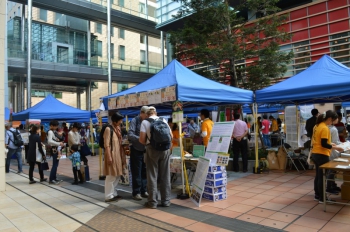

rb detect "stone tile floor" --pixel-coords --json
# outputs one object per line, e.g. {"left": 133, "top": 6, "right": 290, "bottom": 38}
{"left": 4, "top": 155, "right": 350, "bottom": 231}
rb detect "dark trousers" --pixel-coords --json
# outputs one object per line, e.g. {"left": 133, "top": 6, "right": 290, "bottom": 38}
{"left": 29, "top": 161, "right": 44, "bottom": 181}
{"left": 130, "top": 146, "right": 147, "bottom": 196}
{"left": 312, "top": 153, "right": 329, "bottom": 201}
{"left": 49, "top": 153, "right": 60, "bottom": 181}
{"left": 6, "top": 148, "right": 22, "bottom": 173}
{"left": 72, "top": 167, "right": 83, "bottom": 183}
{"left": 78, "top": 150, "right": 88, "bottom": 165}
{"left": 24, "top": 145, "right": 29, "bottom": 162}
{"left": 232, "top": 138, "right": 248, "bottom": 172}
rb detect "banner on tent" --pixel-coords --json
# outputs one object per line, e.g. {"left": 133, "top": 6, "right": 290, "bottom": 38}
{"left": 115, "top": 85, "right": 176, "bottom": 109}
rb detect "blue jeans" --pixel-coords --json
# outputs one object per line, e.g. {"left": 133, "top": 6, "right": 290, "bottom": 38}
{"left": 130, "top": 146, "right": 147, "bottom": 196}
{"left": 6, "top": 148, "right": 22, "bottom": 173}
{"left": 262, "top": 134, "right": 271, "bottom": 148}
{"left": 49, "top": 152, "right": 60, "bottom": 181}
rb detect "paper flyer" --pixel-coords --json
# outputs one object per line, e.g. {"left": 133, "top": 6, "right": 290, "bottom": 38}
{"left": 204, "top": 152, "right": 230, "bottom": 166}
{"left": 108, "top": 97, "right": 117, "bottom": 110}
{"left": 161, "top": 86, "right": 176, "bottom": 102}
{"left": 190, "top": 157, "right": 211, "bottom": 207}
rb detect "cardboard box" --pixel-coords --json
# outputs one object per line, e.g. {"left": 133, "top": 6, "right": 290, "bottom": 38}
{"left": 341, "top": 183, "right": 350, "bottom": 200}
{"left": 206, "top": 171, "right": 227, "bottom": 180}
{"left": 343, "top": 171, "right": 350, "bottom": 182}
{"left": 205, "top": 178, "right": 227, "bottom": 187}
{"left": 208, "top": 166, "right": 226, "bottom": 172}
{"left": 204, "top": 186, "right": 226, "bottom": 194}
{"left": 202, "top": 192, "right": 227, "bottom": 202}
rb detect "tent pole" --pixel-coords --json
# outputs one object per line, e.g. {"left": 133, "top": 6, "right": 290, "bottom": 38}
{"left": 179, "top": 121, "right": 185, "bottom": 195}
{"left": 253, "top": 103, "right": 259, "bottom": 173}
{"left": 90, "top": 118, "right": 94, "bottom": 156}
{"left": 125, "top": 115, "right": 129, "bottom": 131}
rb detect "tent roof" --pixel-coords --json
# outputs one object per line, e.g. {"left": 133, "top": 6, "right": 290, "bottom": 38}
{"left": 12, "top": 95, "right": 91, "bottom": 121}
{"left": 5, "top": 107, "right": 10, "bottom": 121}
{"left": 102, "top": 60, "right": 253, "bottom": 109}
{"left": 256, "top": 55, "right": 350, "bottom": 104}
{"left": 243, "top": 104, "right": 286, "bottom": 114}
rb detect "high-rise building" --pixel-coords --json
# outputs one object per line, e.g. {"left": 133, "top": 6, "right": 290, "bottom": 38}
{"left": 7, "top": 0, "right": 166, "bottom": 111}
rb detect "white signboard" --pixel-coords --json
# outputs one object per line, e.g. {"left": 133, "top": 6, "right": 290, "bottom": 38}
{"left": 190, "top": 157, "right": 211, "bottom": 207}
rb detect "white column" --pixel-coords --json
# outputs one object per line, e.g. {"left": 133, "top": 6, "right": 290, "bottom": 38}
{"left": 21, "top": 77, "right": 25, "bottom": 111}
{"left": 21, "top": 4, "right": 25, "bottom": 51}
{"left": 27, "top": 0, "right": 33, "bottom": 109}
{"left": 77, "top": 91, "right": 81, "bottom": 109}
{"left": 0, "top": 0, "right": 7, "bottom": 191}
{"left": 160, "top": 31, "right": 164, "bottom": 68}
{"left": 107, "top": 0, "right": 112, "bottom": 95}
{"left": 86, "top": 82, "right": 91, "bottom": 111}
{"left": 145, "top": 34, "right": 149, "bottom": 70}
{"left": 87, "top": 21, "right": 91, "bottom": 66}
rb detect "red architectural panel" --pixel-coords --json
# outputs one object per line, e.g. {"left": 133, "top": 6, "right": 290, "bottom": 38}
{"left": 311, "top": 36, "right": 329, "bottom": 44}
{"left": 327, "top": 0, "right": 348, "bottom": 10}
{"left": 292, "top": 30, "right": 309, "bottom": 42}
{"left": 329, "top": 20, "right": 350, "bottom": 33}
{"left": 312, "top": 48, "right": 330, "bottom": 57}
{"left": 311, "top": 42, "right": 329, "bottom": 50}
{"left": 291, "top": 19, "right": 308, "bottom": 31}
{"left": 290, "top": 8, "right": 307, "bottom": 20}
{"left": 278, "top": 23, "right": 290, "bottom": 33}
{"left": 312, "top": 55, "right": 324, "bottom": 61}
{"left": 309, "top": 14, "right": 327, "bottom": 27}
{"left": 328, "top": 8, "right": 349, "bottom": 21}
{"left": 310, "top": 25, "right": 328, "bottom": 38}
{"left": 308, "top": 2, "right": 327, "bottom": 15}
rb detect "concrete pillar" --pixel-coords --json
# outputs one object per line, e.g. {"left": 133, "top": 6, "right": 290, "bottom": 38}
{"left": 166, "top": 33, "right": 173, "bottom": 64}
{"left": 107, "top": 0, "right": 112, "bottom": 95}
{"left": 87, "top": 21, "right": 91, "bottom": 66}
{"left": 27, "top": 0, "right": 33, "bottom": 109}
{"left": 86, "top": 82, "right": 91, "bottom": 111}
{"left": 77, "top": 91, "right": 81, "bottom": 109}
{"left": 21, "top": 4, "right": 25, "bottom": 51}
{"left": 10, "top": 85, "right": 16, "bottom": 113}
{"left": 21, "top": 77, "right": 25, "bottom": 111}
{"left": 160, "top": 31, "right": 164, "bottom": 68}
{"left": 145, "top": 34, "right": 149, "bottom": 70}
{"left": 0, "top": 0, "right": 7, "bottom": 191}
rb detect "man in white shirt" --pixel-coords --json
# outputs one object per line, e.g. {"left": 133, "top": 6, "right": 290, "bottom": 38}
{"left": 5, "top": 123, "right": 23, "bottom": 173}
{"left": 47, "top": 120, "right": 65, "bottom": 184}
{"left": 139, "top": 106, "right": 173, "bottom": 209}
{"left": 232, "top": 113, "right": 249, "bottom": 172}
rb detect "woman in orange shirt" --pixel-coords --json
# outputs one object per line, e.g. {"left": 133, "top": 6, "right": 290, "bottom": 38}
{"left": 172, "top": 123, "right": 180, "bottom": 148}
{"left": 311, "top": 110, "right": 343, "bottom": 203}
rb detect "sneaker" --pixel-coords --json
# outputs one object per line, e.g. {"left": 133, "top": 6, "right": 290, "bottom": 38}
{"left": 141, "top": 192, "right": 149, "bottom": 198}
{"left": 29, "top": 180, "right": 36, "bottom": 184}
{"left": 105, "top": 198, "right": 117, "bottom": 203}
{"left": 55, "top": 179, "right": 62, "bottom": 182}
{"left": 314, "top": 196, "right": 319, "bottom": 201}
{"left": 319, "top": 198, "right": 335, "bottom": 204}
{"left": 144, "top": 202, "right": 157, "bottom": 209}
{"left": 79, "top": 180, "right": 84, "bottom": 184}
{"left": 72, "top": 182, "right": 78, "bottom": 185}
{"left": 17, "top": 171, "right": 22, "bottom": 174}
{"left": 133, "top": 194, "right": 142, "bottom": 201}
{"left": 49, "top": 180, "right": 60, "bottom": 185}
{"left": 160, "top": 203, "right": 171, "bottom": 207}
{"left": 326, "top": 189, "right": 339, "bottom": 195}
{"left": 334, "top": 186, "right": 341, "bottom": 192}
{"left": 40, "top": 178, "right": 47, "bottom": 182}
{"left": 113, "top": 195, "right": 123, "bottom": 200}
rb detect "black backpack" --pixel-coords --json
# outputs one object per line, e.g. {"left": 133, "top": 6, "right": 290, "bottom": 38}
{"left": 146, "top": 118, "right": 172, "bottom": 151}
{"left": 99, "top": 124, "right": 114, "bottom": 151}
{"left": 9, "top": 129, "right": 24, "bottom": 147}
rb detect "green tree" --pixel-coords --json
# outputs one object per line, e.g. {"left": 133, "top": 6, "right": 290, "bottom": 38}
{"left": 169, "top": 0, "right": 293, "bottom": 90}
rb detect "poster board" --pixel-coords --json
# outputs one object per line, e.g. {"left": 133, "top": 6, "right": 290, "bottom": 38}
{"left": 190, "top": 157, "right": 211, "bottom": 207}
{"left": 108, "top": 98, "right": 117, "bottom": 110}
{"left": 193, "top": 145, "right": 205, "bottom": 157}
{"left": 285, "top": 106, "right": 298, "bottom": 148}
{"left": 172, "top": 147, "right": 181, "bottom": 157}
{"left": 206, "top": 122, "right": 235, "bottom": 153}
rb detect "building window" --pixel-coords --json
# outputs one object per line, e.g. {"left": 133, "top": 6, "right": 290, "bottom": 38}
{"left": 119, "top": 29, "right": 125, "bottom": 39}
{"left": 119, "top": 45, "right": 125, "bottom": 60}
{"left": 140, "top": 50, "right": 146, "bottom": 65}
{"left": 139, "top": 3, "right": 146, "bottom": 14}
{"left": 117, "top": 83, "right": 128, "bottom": 92}
{"left": 97, "top": 40, "right": 102, "bottom": 56}
{"left": 96, "top": 23, "right": 102, "bottom": 34}
{"left": 118, "top": 0, "right": 124, "bottom": 7}
{"left": 111, "top": 27, "right": 114, "bottom": 37}
{"left": 330, "top": 32, "right": 350, "bottom": 65}
{"left": 39, "top": 9, "right": 47, "bottom": 21}
{"left": 140, "top": 35, "right": 145, "bottom": 44}
{"left": 111, "top": 43, "right": 114, "bottom": 59}
{"left": 293, "top": 41, "right": 311, "bottom": 71}
{"left": 17, "top": 7, "right": 20, "bottom": 16}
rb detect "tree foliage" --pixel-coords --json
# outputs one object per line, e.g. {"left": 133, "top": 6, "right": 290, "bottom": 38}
{"left": 169, "top": 0, "right": 293, "bottom": 90}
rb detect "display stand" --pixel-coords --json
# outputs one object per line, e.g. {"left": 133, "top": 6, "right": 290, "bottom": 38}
{"left": 202, "top": 165, "right": 227, "bottom": 202}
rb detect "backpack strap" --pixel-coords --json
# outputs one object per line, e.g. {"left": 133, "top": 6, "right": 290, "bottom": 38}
{"left": 145, "top": 118, "right": 155, "bottom": 142}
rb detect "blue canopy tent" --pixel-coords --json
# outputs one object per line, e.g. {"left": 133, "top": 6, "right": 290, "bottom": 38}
{"left": 256, "top": 55, "right": 350, "bottom": 104}
{"left": 242, "top": 104, "right": 287, "bottom": 114}
{"left": 12, "top": 95, "right": 91, "bottom": 121}
{"left": 5, "top": 107, "right": 10, "bottom": 121}
{"left": 102, "top": 59, "right": 253, "bottom": 110}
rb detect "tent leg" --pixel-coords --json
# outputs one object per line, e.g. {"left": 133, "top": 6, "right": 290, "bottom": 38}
{"left": 177, "top": 121, "right": 189, "bottom": 199}
{"left": 253, "top": 103, "right": 259, "bottom": 173}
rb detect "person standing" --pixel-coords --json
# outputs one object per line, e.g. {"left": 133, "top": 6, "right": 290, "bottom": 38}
{"left": 172, "top": 123, "right": 180, "bottom": 148}
{"left": 139, "top": 106, "right": 173, "bottom": 209}
{"left": 48, "top": 120, "right": 65, "bottom": 184}
{"left": 104, "top": 112, "right": 127, "bottom": 202}
{"left": 28, "top": 125, "right": 46, "bottom": 184}
{"left": 187, "top": 119, "right": 199, "bottom": 138}
{"left": 334, "top": 112, "right": 347, "bottom": 142}
{"left": 128, "top": 106, "right": 149, "bottom": 201}
{"left": 200, "top": 109, "right": 214, "bottom": 147}
{"left": 305, "top": 109, "right": 319, "bottom": 138}
{"left": 311, "top": 110, "right": 343, "bottom": 203}
{"left": 5, "top": 123, "right": 23, "bottom": 173}
{"left": 232, "top": 114, "right": 249, "bottom": 172}
{"left": 62, "top": 122, "right": 69, "bottom": 144}
{"left": 68, "top": 123, "right": 88, "bottom": 165}
{"left": 261, "top": 115, "right": 271, "bottom": 148}
{"left": 269, "top": 116, "right": 279, "bottom": 146}
{"left": 40, "top": 126, "right": 47, "bottom": 143}
{"left": 68, "top": 145, "right": 84, "bottom": 185}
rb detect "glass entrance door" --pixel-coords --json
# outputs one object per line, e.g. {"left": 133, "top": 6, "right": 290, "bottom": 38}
{"left": 57, "top": 46, "right": 69, "bottom": 64}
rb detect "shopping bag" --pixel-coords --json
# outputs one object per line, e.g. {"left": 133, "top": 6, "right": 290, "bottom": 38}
{"left": 80, "top": 143, "right": 91, "bottom": 156}
{"left": 41, "top": 160, "right": 49, "bottom": 171}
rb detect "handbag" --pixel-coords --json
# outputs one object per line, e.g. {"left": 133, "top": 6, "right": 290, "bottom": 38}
{"left": 40, "top": 160, "right": 49, "bottom": 170}
{"left": 80, "top": 143, "right": 91, "bottom": 156}
{"left": 36, "top": 143, "right": 47, "bottom": 162}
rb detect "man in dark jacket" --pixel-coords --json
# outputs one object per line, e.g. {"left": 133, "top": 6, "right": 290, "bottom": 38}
{"left": 305, "top": 108, "right": 319, "bottom": 138}
{"left": 128, "top": 106, "right": 149, "bottom": 200}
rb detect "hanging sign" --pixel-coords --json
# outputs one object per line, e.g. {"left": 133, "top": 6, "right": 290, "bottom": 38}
{"left": 108, "top": 97, "right": 117, "bottom": 110}
{"left": 172, "top": 101, "right": 184, "bottom": 123}
{"left": 161, "top": 86, "right": 176, "bottom": 102}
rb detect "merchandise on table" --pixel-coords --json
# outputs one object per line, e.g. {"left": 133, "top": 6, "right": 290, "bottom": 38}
{"left": 202, "top": 192, "right": 227, "bottom": 202}
{"left": 208, "top": 166, "right": 226, "bottom": 172}
{"left": 205, "top": 177, "right": 227, "bottom": 187}
{"left": 206, "top": 171, "right": 227, "bottom": 180}
{"left": 204, "top": 186, "right": 226, "bottom": 194}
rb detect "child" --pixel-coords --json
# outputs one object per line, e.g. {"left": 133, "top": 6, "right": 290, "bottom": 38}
{"left": 68, "top": 145, "right": 83, "bottom": 185}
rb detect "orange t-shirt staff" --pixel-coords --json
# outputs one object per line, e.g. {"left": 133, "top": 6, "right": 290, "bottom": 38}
{"left": 311, "top": 110, "right": 343, "bottom": 203}
{"left": 172, "top": 123, "right": 180, "bottom": 148}
{"left": 200, "top": 109, "right": 214, "bottom": 147}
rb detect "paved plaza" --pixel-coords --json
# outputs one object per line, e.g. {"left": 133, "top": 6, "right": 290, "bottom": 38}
{"left": 1, "top": 155, "right": 349, "bottom": 232}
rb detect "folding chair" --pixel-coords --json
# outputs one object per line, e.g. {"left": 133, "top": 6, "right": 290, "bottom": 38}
{"left": 283, "top": 143, "right": 306, "bottom": 173}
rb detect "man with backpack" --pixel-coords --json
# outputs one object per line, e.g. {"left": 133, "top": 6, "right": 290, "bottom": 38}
{"left": 128, "top": 106, "right": 149, "bottom": 201}
{"left": 5, "top": 123, "right": 24, "bottom": 173}
{"left": 139, "top": 106, "right": 173, "bottom": 209}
